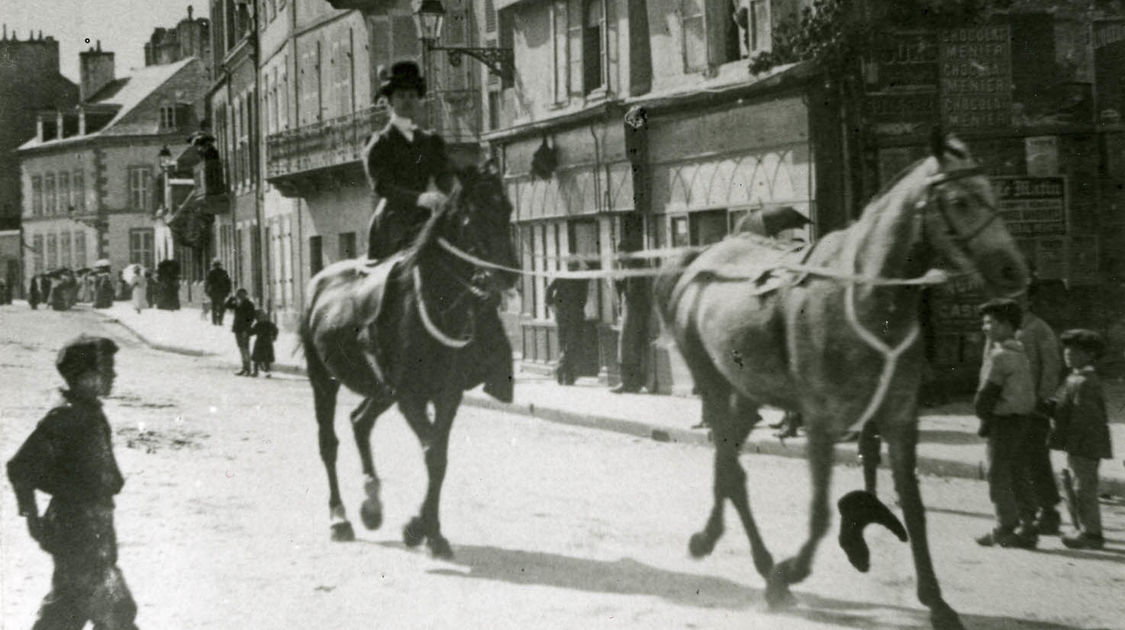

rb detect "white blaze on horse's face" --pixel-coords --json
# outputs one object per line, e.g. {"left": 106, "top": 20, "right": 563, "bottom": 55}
{"left": 923, "top": 138, "right": 1029, "bottom": 296}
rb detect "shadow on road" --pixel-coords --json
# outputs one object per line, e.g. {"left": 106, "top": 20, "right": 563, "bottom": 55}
{"left": 374, "top": 541, "right": 1087, "bottom": 629}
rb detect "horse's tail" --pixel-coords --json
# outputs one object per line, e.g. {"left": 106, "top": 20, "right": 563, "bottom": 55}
{"left": 295, "top": 274, "right": 324, "bottom": 363}
{"left": 653, "top": 249, "right": 701, "bottom": 325}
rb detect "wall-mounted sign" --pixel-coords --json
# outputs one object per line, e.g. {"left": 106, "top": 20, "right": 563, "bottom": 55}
{"left": 1025, "top": 136, "right": 1059, "bottom": 176}
{"left": 940, "top": 26, "right": 1012, "bottom": 129}
{"left": 864, "top": 32, "right": 940, "bottom": 133}
{"left": 992, "top": 176, "right": 1067, "bottom": 236}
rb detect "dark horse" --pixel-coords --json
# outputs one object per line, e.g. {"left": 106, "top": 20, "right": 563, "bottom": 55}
{"left": 300, "top": 163, "right": 518, "bottom": 556}
{"left": 655, "top": 134, "right": 1028, "bottom": 629}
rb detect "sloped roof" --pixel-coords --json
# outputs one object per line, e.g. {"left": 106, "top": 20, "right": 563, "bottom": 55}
{"left": 19, "top": 57, "right": 198, "bottom": 150}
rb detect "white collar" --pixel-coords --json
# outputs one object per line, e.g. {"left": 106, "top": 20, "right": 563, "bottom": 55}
{"left": 389, "top": 113, "right": 417, "bottom": 141}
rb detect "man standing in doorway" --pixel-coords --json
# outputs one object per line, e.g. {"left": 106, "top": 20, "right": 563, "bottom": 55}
{"left": 546, "top": 262, "right": 589, "bottom": 386}
{"left": 612, "top": 237, "right": 651, "bottom": 394}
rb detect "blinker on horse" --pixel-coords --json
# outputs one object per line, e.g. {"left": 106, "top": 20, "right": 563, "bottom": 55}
{"left": 656, "top": 132, "right": 1027, "bottom": 630}
{"left": 300, "top": 161, "right": 518, "bottom": 557}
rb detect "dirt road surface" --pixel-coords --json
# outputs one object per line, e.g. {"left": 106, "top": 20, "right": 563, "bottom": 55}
{"left": 2, "top": 305, "right": 1123, "bottom": 629}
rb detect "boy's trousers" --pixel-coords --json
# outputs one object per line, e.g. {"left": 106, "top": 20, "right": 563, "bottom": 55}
{"left": 1066, "top": 454, "right": 1102, "bottom": 535}
{"left": 986, "top": 415, "right": 1037, "bottom": 530}
{"left": 33, "top": 555, "right": 137, "bottom": 630}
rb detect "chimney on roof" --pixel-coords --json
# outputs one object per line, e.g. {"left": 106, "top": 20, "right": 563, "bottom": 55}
{"left": 79, "top": 42, "right": 114, "bottom": 102}
{"left": 188, "top": 5, "right": 193, "bottom": 20}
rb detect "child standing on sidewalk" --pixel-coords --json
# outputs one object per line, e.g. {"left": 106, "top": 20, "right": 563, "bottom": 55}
{"left": 974, "top": 299, "right": 1038, "bottom": 549}
{"left": 250, "top": 309, "right": 279, "bottom": 377}
{"left": 6, "top": 335, "right": 140, "bottom": 629}
{"left": 1049, "top": 329, "right": 1114, "bottom": 550}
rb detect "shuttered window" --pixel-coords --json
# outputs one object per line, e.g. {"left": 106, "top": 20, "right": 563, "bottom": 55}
{"left": 45, "top": 174, "right": 56, "bottom": 215}
{"left": 552, "top": 1, "right": 568, "bottom": 102}
{"left": 682, "top": 0, "right": 707, "bottom": 73}
{"left": 485, "top": 0, "right": 497, "bottom": 33}
{"left": 128, "top": 167, "right": 152, "bottom": 211}
{"left": 74, "top": 231, "right": 86, "bottom": 268}
{"left": 58, "top": 172, "right": 70, "bottom": 213}
{"left": 72, "top": 170, "right": 84, "bottom": 211}
{"left": 583, "top": 0, "right": 605, "bottom": 92}
{"left": 567, "top": 0, "right": 583, "bottom": 96}
{"left": 32, "top": 176, "right": 42, "bottom": 216}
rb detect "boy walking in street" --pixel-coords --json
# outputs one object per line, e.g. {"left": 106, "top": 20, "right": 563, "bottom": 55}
{"left": 224, "top": 289, "right": 257, "bottom": 376}
{"left": 250, "top": 309, "right": 279, "bottom": 378}
{"left": 975, "top": 299, "right": 1038, "bottom": 549}
{"left": 1050, "top": 329, "right": 1114, "bottom": 550}
{"left": 7, "top": 335, "right": 140, "bottom": 630}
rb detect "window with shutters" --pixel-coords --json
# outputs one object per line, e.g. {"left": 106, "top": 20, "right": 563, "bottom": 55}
{"left": 309, "top": 235, "right": 323, "bottom": 276}
{"left": 33, "top": 235, "right": 44, "bottom": 273}
{"left": 31, "top": 176, "right": 42, "bottom": 216}
{"left": 485, "top": 0, "right": 497, "bottom": 33}
{"left": 45, "top": 174, "right": 56, "bottom": 215}
{"left": 681, "top": 0, "right": 706, "bottom": 73}
{"left": 129, "top": 228, "right": 155, "bottom": 269}
{"left": 128, "top": 167, "right": 153, "bottom": 211}
{"left": 74, "top": 232, "right": 86, "bottom": 268}
{"left": 61, "top": 232, "right": 71, "bottom": 268}
{"left": 566, "top": 0, "right": 583, "bottom": 95}
{"left": 488, "top": 88, "right": 501, "bottom": 130}
{"left": 281, "top": 67, "right": 290, "bottom": 129}
{"left": 58, "top": 172, "right": 70, "bottom": 213}
{"left": 72, "top": 170, "right": 84, "bottom": 211}
{"left": 552, "top": 1, "right": 568, "bottom": 103}
{"left": 160, "top": 104, "right": 177, "bottom": 129}
{"left": 749, "top": 0, "right": 769, "bottom": 54}
{"left": 46, "top": 233, "right": 57, "bottom": 269}
{"left": 498, "top": 10, "right": 515, "bottom": 89}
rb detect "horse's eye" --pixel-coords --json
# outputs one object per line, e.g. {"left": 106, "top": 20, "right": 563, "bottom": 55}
{"left": 952, "top": 197, "right": 970, "bottom": 214}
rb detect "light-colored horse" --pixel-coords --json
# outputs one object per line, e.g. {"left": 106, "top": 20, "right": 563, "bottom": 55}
{"left": 655, "top": 134, "right": 1027, "bottom": 630}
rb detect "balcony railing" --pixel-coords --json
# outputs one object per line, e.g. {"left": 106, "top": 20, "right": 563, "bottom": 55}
{"left": 266, "top": 105, "right": 390, "bottom": 180}
{"left": 267, "top": 91, "right": 482, "bottom": 182}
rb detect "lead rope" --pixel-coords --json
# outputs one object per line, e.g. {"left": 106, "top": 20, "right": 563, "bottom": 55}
{"left": 413, "top": 266, "right": 473, "bottom": 349}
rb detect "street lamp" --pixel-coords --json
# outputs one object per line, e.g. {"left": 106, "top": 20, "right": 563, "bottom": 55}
{"left": 412, "top": 0, "right": 513, "bottom": 82}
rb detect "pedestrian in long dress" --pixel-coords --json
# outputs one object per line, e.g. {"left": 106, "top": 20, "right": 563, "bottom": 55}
{"left": 93, "top": 271, "right": 115, "bottom": 309}
{"left": 546, "top": 269, "right": 589, "bottom": 386}
{"left": 130, "top": 267, "right": 148, "bottom": 314}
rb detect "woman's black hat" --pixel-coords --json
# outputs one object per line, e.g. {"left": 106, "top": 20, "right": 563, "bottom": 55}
{"left": 1060, "top": 329, "right": 1106, "bottom": 358}
{"left": 379, "top": 61, "right": 426, "bottom": 98}
{"left": 57, "top": 334, "right": 118, "bottom": 381}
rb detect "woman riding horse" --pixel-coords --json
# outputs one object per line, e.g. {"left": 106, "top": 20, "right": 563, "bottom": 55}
{"left": 363, "top": 60, "right": 512, "bottom": 402}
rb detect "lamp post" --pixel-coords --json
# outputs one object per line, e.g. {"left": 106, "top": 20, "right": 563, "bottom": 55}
{"left": 412, "top": 0, "right": 514, "bottom": 117}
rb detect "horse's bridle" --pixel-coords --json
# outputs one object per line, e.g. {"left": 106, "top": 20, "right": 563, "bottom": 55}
{"left": 922, "top": 164, "right": 1000, "bottom": 257}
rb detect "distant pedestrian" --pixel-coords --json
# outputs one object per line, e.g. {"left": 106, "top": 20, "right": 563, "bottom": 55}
{"left": 250, "top": 310, "right": 279, "bottom": 378}
{"left": 6, "top": 335, "right": 140, "bottom": 630}
{"left": 974, "top": 299, "right": 1038, "bottom": 549}
{"left": 144, "top": 270, "right": 156, "bottom": 308}
{"left": 93, "top": 268, "right": 115, "bottom": 309}
{"left": 546, "top": 265, "right": 588, "bottom": 386}
{"left": 205, "top": 259, "right": 232, "bottom": 326}
{"left": 1048, "top": 329, "right": 1113, "bottom": 550}
{"left": 29, "top": 274, "right": 49, "bottom": 310}
{"left": 225, "top": 289, "right": 257, "bottom": 376}
{"left": 129, "top": 265, "right": 149, "bottom": 314}
{"left": 611, "top": 238, "right": 651, "bottom": 394}
{"left": 0, "top": 278, "right": 10, "bottom": 305}
{"left": 1015, "top": 289, "right": 1064, "bottom": 535}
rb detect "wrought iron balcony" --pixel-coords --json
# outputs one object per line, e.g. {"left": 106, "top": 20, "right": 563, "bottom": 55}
{"left": 266, "top": 105, "right": 391, "bottom": 184}
{"left": 266, "top": 93, "right": 481, "bottom": 192}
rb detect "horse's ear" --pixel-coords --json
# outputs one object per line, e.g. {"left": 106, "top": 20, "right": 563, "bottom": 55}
{"left": 929, "top": 125, "right": 946, "bottom": 161}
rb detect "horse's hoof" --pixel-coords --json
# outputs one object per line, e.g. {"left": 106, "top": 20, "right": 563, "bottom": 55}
{"left": 331, "top": 521, "right": 356, "bottom": 542}
{"left": 428, "top": 536, "right": 454, "bottom": 559}
{"left": 360, "top": 499, "right": 383, "bottom": 530}
{"left": 764, "top": 580, "right": 796, "bottom": 610}
{"left": 688, "top": 532, "right": 715, "bottom": 558}
{"left": 403, "top": 517, "right": 425, "bottom": 548}
{"left": 930, "top": 602, "right": 965, "bottom": 630}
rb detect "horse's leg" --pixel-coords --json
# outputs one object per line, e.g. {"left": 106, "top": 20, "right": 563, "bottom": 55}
{"left": 765, "top": 425, "right": 833, "bottom": 608}
{"left": 400, "top": 391, "right": 460, "bottom": 559}
{"left": 885, "top": 422, "right": 964, "bottom": 630}
{"left": 352, "top": 394, "right": 393, "bottom": 530}
{"left": 719, "top": 395, "right": 775, "bottom": 579}
{"left": 688, "top": 385, "right": 734, "bottom": 558}
{"left": 309, "top": 358, "right": 351, "bottom": 541}
{"left": 858, "top": 421, "right": 882, "bottom": 495}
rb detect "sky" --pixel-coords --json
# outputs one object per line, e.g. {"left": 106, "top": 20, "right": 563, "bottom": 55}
{"left": 2, "top": 0, "right": 202, "bottom": 83}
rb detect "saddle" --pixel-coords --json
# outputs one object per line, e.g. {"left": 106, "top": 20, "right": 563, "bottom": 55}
{"left": 695, "top": 233, "right": 813, "bottom": 297}
{"left": 350, "top": 253, "right": 408, "bottom": 388}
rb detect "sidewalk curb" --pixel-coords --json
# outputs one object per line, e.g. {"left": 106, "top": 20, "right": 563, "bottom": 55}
{"left": 98, "top": 310, "right": 1124, "bottom": 497}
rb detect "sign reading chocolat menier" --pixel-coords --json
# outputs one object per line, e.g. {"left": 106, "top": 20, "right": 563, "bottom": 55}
{"left": 940, "top": 26, "right": 1012, "bottom": 129}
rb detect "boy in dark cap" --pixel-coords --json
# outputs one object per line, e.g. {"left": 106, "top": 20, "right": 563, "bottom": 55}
{"left": 1049, "top": 329, "right": 1114, "bottom": 550}
{"left": 7, "top": 335, "right": 139, "bottom": 630}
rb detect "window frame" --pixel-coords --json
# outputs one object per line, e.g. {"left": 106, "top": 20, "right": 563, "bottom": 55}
{"left": 160, "top": 104, "right": 177, "bottom": 129}
{"left": 33, "top": 235, "right": 44, "bottom": 273}
{"left": 681, "top": 0, "right": 707, "bottom": 73}
{"left": 72, "top": 170, "right": 85, "bottom": 212}
{"left": 58, "top": 172, "right": 70, "bottom": 213}
{"left": 582, "top": 0, "right": 606, "bottom": 95}
{"left": 44, "top": 173, "right": 56, "bottom": 215}
{"left": 129, "top": 228, "right": 155, "bottom": 269}
{"left": 551, "top": 1, "right": 569, "bottom": 104}
{"left": 128, "top": 166, "right": 153, "bottom": 211}
{"left": 31, "top": 175, "right": 43, "bottom": 216}
{"left": 74, "top": 231, "right": 87, "bottom": 268}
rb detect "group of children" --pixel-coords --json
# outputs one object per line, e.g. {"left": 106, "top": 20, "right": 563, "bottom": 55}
{"left": 975, "top": 298, "right": 1113, "bottom": 550}
{"left": 224, "top": 288, "right": 279, "bottom": 378}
